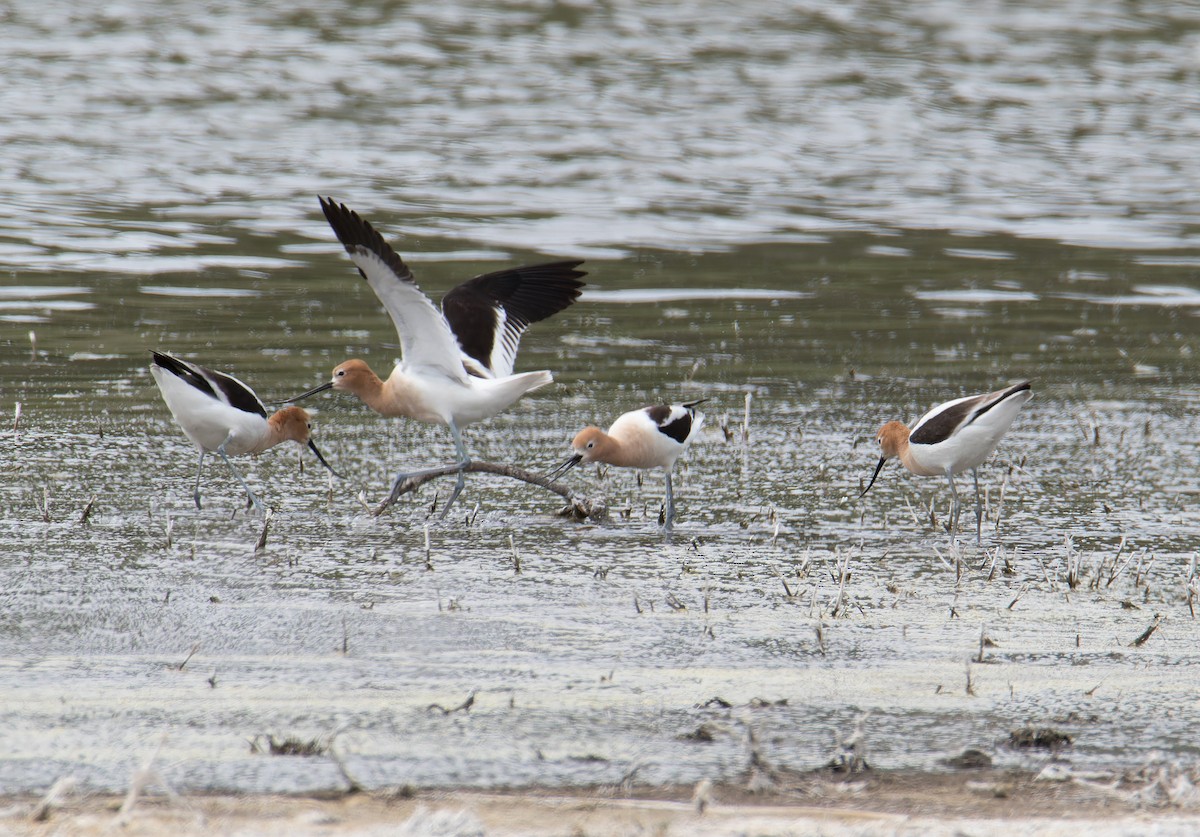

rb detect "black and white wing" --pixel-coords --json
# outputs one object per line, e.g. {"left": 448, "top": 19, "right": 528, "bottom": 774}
{"left": 150, "top": 350, "right": 267, "bottom": 417}
{"left": 645, "top": 398, "right": 707, "bottom": 445}
{"left": 909, "top": 381, "right": 1031, "bottom": 446}
{"left": 441, "top": 260, "right": 586, "bottom": 378}
{"left": 319, "top": 197, "right": 469, "bottom": 382}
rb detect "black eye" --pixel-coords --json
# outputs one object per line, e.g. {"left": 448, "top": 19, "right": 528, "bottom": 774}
{"left": 336, "top": 369, "right": 345, "bottom": 377}
{"left": 587, "top": 441, "right": 595, "bottom": 449}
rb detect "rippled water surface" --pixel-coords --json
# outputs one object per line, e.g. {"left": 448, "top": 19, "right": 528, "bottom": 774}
{"left": 1, "top": 0, "right": 1199, "bottom": 799}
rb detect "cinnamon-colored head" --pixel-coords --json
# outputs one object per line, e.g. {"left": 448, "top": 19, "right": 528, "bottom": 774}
{"left": 860, "top": 421, "right": 911, "bottom": 499}
{"left": 874, "top": 421, "right": 911, "bottom": 460}
{"left": 330, "top": 358, "right": 378, "bottom": 394}
{"left": 269, "top": 405, "right": 340, "bottom": 476}
{"left": 546, "top": 426, "right": 609, "bottom": 482}
{"left": 269, "top": 406, "right": 314, "bottom": 443}
{"left": 570, "top": 426, "right": 612, "bottom": 464}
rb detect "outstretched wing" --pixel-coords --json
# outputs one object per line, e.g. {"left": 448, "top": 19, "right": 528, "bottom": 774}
{"left": 441, "top": 260, "right": 585, "bottom": 378}
{"left": 319, "top": 197, "right": 468, "bottom": 382}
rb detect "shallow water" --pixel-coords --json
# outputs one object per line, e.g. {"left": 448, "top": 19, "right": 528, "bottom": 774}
{"left": 1, "top": 0, "right": 1199, "bottom": 799}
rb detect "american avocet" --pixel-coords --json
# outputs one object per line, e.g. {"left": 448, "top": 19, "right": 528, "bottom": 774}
{"left": 860, "top": 380, "right": 1032, "bottom": 542}
{"left": 150, "top": 351, "right": 338, "bottom": 513}
{"left": 548, "top": 399, "right": 706, "bottom": 533}
{"left": 289, "top": 197, "right": 586, "bottom": 517}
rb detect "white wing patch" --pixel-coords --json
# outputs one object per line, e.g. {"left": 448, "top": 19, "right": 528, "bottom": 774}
{"left": 488, "top": 308, "right": 524, "bottom": 379}
{"left": 345, "top": 243, "right": 469, "bottom": 383}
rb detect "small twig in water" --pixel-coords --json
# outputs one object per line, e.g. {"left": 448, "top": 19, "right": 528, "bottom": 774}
{"left": 902, "top": 495, "right": 923, "bottom": 526}
{"left": 975, "top": 626, "right": 990, "bottom": 663}
{"left": 829, "top": 550, "right": 852, "bottom": 617}
{"left": 827, "top": 712, "right": 871, "bottom": 773}
{"left": 327, "top": 730, "right": 365, "bottom": 794}
{"left": 427, "top": 691, "right": 475, "bottom": 715}
{"left": 254, "top": 509, "right": 273, "bottom": 553}
{"left": 117, "top": 734, "right": 183, "bottom": 825}
{"left": 251, "top": 734, "right": 327, "bottom": 756}
{"left": 1032, "top": 549, "right": 1055, "bottom": 590}
{"left": 1129, "top": 614, "right": 1163, "bottom": 647}
{"left": 1138, "top": 551, "right": 1158, "bottom": 589}
{"left": 1104, "top": 536, "right": 1131, "bottom": 587}
{"left": 1006, "top": 583, "right": 1028, "bottom": 611}
{"left": 746, "top": 724, "right": 780, "bottom": 791}
{"left": 356, "top": 490, "right": 372, "bottom": 514}
{"left": 742, "top": 392, "right": 752, "bottom": 444}
{"left": 28, "top": 776, "right": 77, "bottom": 822}
{"left": 1065, "top": 535, "right": 1083, "bottom": 589}
{"left": 994, "top": 468, "right": 1010, "bottom": 533}
{"left": 509, "top": 534, "right": 521, "bottom": 573}
{"left": 177, "top": 643, "right": 200, "bottom": 671}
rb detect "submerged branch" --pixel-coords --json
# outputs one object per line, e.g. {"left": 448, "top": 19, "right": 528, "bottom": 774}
{"left": 374, "top": 461, "right": 607, "bottom": 522}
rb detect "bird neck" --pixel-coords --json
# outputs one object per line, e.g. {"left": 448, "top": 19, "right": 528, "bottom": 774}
{"left": 252, "top": 414, "right": 292, "bottom": 454}
{"left": 258, "top": 407, "right": 307, "bottom": 452}
{"left": 591, "top": 433, "right": 644, "bottom": 469}
{"left": 342, "top": 366, "right": 387, "bottom": 412}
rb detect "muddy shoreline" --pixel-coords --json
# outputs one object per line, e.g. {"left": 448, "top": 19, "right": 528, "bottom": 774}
{"left": 6, "top": 767, "right": 1200, "bottom": 836}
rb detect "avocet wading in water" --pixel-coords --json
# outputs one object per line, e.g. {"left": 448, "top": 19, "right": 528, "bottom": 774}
{"left": 149, "top": 351, "right": 338, "bottom": 513}
{"left": 860, "top": 380, "right": 1032, "bottom": 542}
{"left": 549, "top": 399, "right": 706, "bottom": 534}
{"left": 289, "top": 197, "right": 586, "bottom": 518}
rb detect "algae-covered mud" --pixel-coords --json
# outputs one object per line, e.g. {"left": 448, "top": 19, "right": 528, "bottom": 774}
{"left": 0, "top": 0, "right": 1198, "bottom": 827}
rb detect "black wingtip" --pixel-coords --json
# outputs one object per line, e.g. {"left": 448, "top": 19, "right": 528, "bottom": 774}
{"left": 149, "top": 350, "right": 190, "bottom": 378}
{"left": 318, "top": 196, "right": 359, "bottom": 256}
{"left": 318, "top": 196, "right": 415, "bottom": 284}
{"left": 451, "top": 260, "right": 588, "bottom": 330}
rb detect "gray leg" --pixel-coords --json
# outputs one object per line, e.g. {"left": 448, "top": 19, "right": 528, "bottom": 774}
{"left": 944, "top": 470, "right": 960, "bottom": 538}
{"left": 663, "top": 471, "right": 676, "bottom": 534}
{"left": 377, "top": 422, "right": 473, "bottom": 518}
{"left": 216, "top": 437, "right": 264, "bottom": 514}
{"left": 437, "top": 420, "right": 471, "bottom": 520}
{"left": 972, "top": 467, "right": 983, "bottom": 544}
{"left": 192, "top": 450, "right": 206, "bottom": 509}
